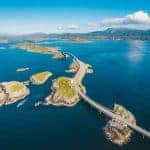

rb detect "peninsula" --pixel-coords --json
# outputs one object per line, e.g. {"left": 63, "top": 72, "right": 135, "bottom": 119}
{"left": 0, "top": 81, "right": 30, "bottom": 106}
{"left": 17, "top": 43, "right": 69, "bottom": 58}
{"left": 30, "top": 71, "right": 52, "bottom": 85}
{"left": 45, "top": 58, "right": 93, "bottom": 106}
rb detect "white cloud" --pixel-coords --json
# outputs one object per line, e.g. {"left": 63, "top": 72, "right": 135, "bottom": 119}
{"left": 56, "top": 25, "right": 81, "bottom": 33}
{"left": 67, "top": 25, "right": 79, "bottom": 30}
{"left": 56, "top": 25, "right": 80, "bottom": 33}
{"left": 127, "top": 11, "right": 150, "bottom": 24}
{"left": 101, "top": 11, "right": 150, "bottom": 27}
{"left": 57, "top": 26, "right": 64, "bottom": 30}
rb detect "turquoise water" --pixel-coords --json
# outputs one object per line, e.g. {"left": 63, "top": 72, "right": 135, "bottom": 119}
{"left": 0, "top": 40, "right": 150, "bottom": 149}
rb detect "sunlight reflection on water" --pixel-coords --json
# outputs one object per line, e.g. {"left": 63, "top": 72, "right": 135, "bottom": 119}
{"left": 127, "top": 41, "right": 146, "bottom": 63}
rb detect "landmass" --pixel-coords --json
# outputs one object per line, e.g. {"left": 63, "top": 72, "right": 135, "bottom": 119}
{"left": 0, "top": 81, "right": 30, "bottom": 106}
{"left": 45, "top": 77, "right": 81, "bottom": 106}
{"left": 45, "top": 58, "right": 93, "bottom": 106}
{"left": 65, "top": 60, "right": 80, "bottom": 73}
{"left": 17, "top": 43, "right": 69, "bottom": 58}
{"left": 30, "top": 71, "right": 52, "bottom": 85}
{"left": 1, "top": 28, "right": 150, "bottom": 41}
{"left": 64, "top": 38, "right": 91, "bottom": 43}
{"left": 66, "top": 59, "right": 93, "bottom": 74}
{"left": 0, "top": 38, "right": 8, "bottom": 43}
{"left": 104, "top": 104, "right": 136, "bottom": 145}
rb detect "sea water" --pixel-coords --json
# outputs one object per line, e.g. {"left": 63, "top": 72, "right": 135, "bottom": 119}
{"left": 0, "top": 40, "right": 149, "bottom": 149}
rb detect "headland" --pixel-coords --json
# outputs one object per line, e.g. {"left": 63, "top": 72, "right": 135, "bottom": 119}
{"left": 17, "top": 43, "right": 69, "bottom": 59}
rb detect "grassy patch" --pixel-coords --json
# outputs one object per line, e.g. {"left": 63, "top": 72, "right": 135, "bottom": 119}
{"left": 56, "top": 77, "right": 77, "bottom": 98}
{"left": 9, "top": 82, "right": 25, "bottom": 92}
{"left": 32, "top": 71, "right": 51, "bottom": 82}
{"left": 19, "top": 43, "right": 58, "bottom": 53}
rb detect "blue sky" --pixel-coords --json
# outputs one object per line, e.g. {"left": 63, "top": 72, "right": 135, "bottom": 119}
{"left": 0, "top": 0, "right": 150, "bottom": 34}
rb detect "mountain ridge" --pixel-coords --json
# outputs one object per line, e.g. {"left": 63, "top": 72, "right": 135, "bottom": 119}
{"left": 0, "top": 28, "right": 150, "bottom": 41}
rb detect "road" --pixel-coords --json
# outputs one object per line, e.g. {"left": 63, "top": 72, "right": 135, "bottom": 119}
{"left": 78, "top": 89, "right": 150, "bottom": 138}
{"left": 67, "top": 51, "right": 150, "bottom": 138}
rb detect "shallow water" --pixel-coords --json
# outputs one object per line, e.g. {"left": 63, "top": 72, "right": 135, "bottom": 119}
{"left": 0, "top": 40, "right": 150, "bottom": 149}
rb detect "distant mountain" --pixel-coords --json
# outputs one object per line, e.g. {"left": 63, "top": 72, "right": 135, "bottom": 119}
{"left": 1, "top": 28, "right": 150, "bottom": 41}
{"left": 90, "top": 28, "right": 150, "bottom": 40}
{"left": 58, "top": 28, "right": 150, "bottom": 40}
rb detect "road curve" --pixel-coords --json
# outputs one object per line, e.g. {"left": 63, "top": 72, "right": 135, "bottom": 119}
{"left": 66, "top": 51, "right": 150, "bottom": 138}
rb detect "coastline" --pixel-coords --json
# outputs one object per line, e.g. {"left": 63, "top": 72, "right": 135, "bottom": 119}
{"left": 0, "top": 81, "right": 30, "bottom": 106}
{"left": 45, "top": 57, "right": 93, "bottom": 107}
{"left": 17, "top": 43, "right": 69, "bottom": 59}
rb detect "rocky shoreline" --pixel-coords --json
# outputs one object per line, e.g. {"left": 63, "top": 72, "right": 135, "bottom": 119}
{"left": 45, "top": 58, "right": 92, "bottom": 107}
{"left": 0, "top": 81, "right": 30, "bottom": 106}
{"left": 30, "top": 71, "right": 52, "bottom": 85}
{"left": 104, "top": 104, "right": 136, "bottom": 145}
{"left": 18, "top": 43, "right": 69, "bottom": 59}
{"left": 45, "top": 77, "right": 86, "bottom": 107}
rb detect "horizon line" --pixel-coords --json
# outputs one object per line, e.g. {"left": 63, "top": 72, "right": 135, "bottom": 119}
{"left": 0, "top": 27, "right": 150, "bottom": 36}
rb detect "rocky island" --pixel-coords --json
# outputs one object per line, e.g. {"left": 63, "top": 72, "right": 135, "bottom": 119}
{"left": 0, "top": 81, "right": 30, "bottom": 106}
{"left": 45, "top": 58, "right": 93, "bottom": 106}
{"left": 45, "top": 77, "right": 82, "bottom": 106}
{"left": 30, "top": 71, "right": 52, "bottom": 85}
{"left": 104, "top": 104, "right": 136, "bottom": 145}
{"left": 18, "top": 43, "right": 69, "bottom": 58}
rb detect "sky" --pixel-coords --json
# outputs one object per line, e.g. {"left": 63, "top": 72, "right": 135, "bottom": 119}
{"left": 0, "top": 0, "right": 150, "bottom": 34}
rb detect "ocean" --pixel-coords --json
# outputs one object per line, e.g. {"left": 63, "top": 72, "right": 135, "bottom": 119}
{"left": 0, "top": 40, "right": 150, "bottom": 149}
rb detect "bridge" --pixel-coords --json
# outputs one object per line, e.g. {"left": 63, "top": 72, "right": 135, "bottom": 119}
{"left": 65, "top": 51, "right": 150, "bottom": 138}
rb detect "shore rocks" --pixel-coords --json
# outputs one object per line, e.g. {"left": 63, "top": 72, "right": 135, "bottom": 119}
{"left": 104, "top": 104, "right": 136, "bottom": 145}
{"left": 0, "top": 81, "right": 30, "bottom": 106}
{"left": 45, "top": 77, "right": 85, "bottom": 107}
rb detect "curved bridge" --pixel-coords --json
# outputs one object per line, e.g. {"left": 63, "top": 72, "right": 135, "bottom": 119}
{"left": 66, "top": 51, "right": 150, "bottom": 138}
{"left": 77, "top": 89, "right": 150, "bottom": 138}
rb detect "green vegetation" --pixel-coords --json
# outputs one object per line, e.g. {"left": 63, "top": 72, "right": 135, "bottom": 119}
{"left": 0, "top": 81, "right": 30, "bottom": 106}
{"left": 104, "top": 104, "right": 136, "bottom": 145}
{"left": 18, "top": 43, "right": 68, "bottom": 58}
{"left": 114, "top": 105, "right": 126, "bottom": 117}
{"left": 31, "top": 71, "right": 52, "bottom": 85}
{"left": 8, "top": 82, "right": 25, "bottom": 92}
{"left": 56, "top": 77, "right": 77, "bottom": 98}
{"left": 19, "top": 43, "right": 58, "bottom": 54}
